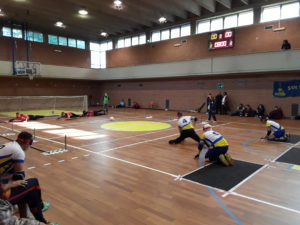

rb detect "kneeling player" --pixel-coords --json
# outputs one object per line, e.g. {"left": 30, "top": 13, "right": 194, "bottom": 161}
{"left": 261, "top": 117, "right": 288, "bottom": 142}
{"left": 195, "top": 124, "right": 234, "bottom": 166}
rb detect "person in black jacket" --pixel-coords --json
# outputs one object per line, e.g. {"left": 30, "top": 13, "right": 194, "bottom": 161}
{"left": 281, "top": 40, "right": 291, "bottom": 50}
{"left": 208, "top": 97, "right": 217, "bottom": 122}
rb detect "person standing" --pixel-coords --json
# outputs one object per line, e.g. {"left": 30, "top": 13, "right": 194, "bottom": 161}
{"left": 208, "top": 97, "right": 217, "bottom": 122}
{"left": 215, "top": 92, "right": 223, "bottom": 114}
{"left": 103, "top": 93, "right": 109, "bottom": 113}
{"left": 206, "top": 93, "right": 212, "bottom": 113}
{"left": 221, "top": 92, "right": 228, "bottom": 115}
{"left": 168, "top": 112, "right": 200, "bottom": 144}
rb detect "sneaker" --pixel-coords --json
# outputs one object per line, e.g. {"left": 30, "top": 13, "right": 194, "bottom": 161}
{"left": 218, "top": 154, "right": 229, "bottom": 166}
{"left": 168, "top": 140, "right": 176, "bottom": 144}
{"left": 42, "top": 202, "right": 51, "bottom": 212}
{"left": 225, "top": 153, "right": 234, "bottom": 166}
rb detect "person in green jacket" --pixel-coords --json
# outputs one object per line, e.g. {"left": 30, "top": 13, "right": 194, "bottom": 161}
{"left": 103, "top": 93, "right": 109, "bottom": 113}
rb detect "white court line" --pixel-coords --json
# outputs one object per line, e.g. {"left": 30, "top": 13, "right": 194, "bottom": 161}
{"left": 58, "top": 160, "right": 65, "bottom": 163}
{"left": 231, "top": 191, "right": 300, "bottom": 215}
{"left": 44, "top": 163, "right": 51, "bottom": 166}
{"left": 222, "top": 164, "right": 269, "bottom": 198}
{"left": 27, "top": 167, "right": 36, "bottom": 170}
{"left": 71, "top": 157, "right": 78, "bottom": 159}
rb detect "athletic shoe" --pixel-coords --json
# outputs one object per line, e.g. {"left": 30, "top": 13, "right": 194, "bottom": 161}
{"left": 42, "top": 202, "right": 51, "bottom": 212}
{"left": 225, "top": 153, "right": 234, "bottom": 166}
{"left": 218, "top": 154, "right": 229, "bottom": 166}
{"left": 168, "top": 140, "right": 176, "bottom": 144}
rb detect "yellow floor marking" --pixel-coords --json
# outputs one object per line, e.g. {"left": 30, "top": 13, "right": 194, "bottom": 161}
{"left": 101, "top": 121, "right": 172, "bottom": 131}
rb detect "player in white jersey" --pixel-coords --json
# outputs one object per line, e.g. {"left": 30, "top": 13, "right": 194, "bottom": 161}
{"left": 194, "top": 124, "right": 234, "bottom": 166}
{"left": 261, "top": 117, "right": 288, "bottom": 141}
{"left": 169, "top": 112, "right": 200, "bottom": 144}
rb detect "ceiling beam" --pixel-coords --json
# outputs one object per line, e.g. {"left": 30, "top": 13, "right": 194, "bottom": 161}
{"left": 194, "top": 0, "right": 216, "bottom": 13}
{"left": 240, "top": 0, "right": 249, "bottom": 5}
{"left": 216, "top": 0, "right": 232, "bottom": 9}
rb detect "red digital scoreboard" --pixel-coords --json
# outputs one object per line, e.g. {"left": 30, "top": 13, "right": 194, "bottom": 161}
{"left": 208, "top": 29, "right": 234, "bottom": 50}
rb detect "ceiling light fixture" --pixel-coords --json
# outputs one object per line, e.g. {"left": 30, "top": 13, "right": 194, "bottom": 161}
{"left": 158, "top": 16, "right": 167, "bottom": 23}
{"left": 55, "top": 21, "right": 65, "bottom": 28}
{"left": 100, "top": 32, "right": 108, "bottom": 37}
{"left": 113, "top": 0, "right": 122, "bottom": 10}
{"left": 78, "top": 9, "right": 88, "bottom": 15}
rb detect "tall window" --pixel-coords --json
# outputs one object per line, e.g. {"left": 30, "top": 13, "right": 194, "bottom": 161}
{"left": 90, "top": 41, "right": 113, "bottom": 69}
{"left": 261, "top": 1, "right": 300, "bottom": 22}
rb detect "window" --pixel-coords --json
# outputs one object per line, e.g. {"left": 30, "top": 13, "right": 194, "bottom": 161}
{"left": 139, "top": 34, "right": 146, "bottom": 44}
{"left": 124, "top": 37, "right": 131, "bottom": 47}
{"left": 48, "top": 35, "right": 58, "bottom": 45}
{"left": 2, "top": 27, "right": 11, "bottom": 37}
{"left": 77, "top": 40, "right": 85, "bottom": 49}
{"left": 117, "top": 39, "right": 124, "bottom": 48}
{"left": 261, "top": 5, "right": 280, "bottom": 22}
{"left": 151, "top": 31, "right": 160, "bottom": 42}
{"left": 196, "top": 10, "right": 253, "bottom": 34}
{"left": 211, "top": 18, "right": 223, "bottom": 31}
{"left": 281, "top": 2, "right": 299, "bottom": 19}
{"left": 33, "top": 32, "right": 43, "bottom": 42}
{"left": 161, "top": 29, "right": 170, "bottom": 40}
{"left": 12, "top": 28, "right": 22, "bottom": 38}
{"left": 68, "top": 38, "right": 76, "bottom": 47}
{"left": 224, "top": 15, "right": 237, "bottom": 29}
{"left": 132, "top": 36, "right": 139, "bottom": 46}
{"left": 261, "top": 1, "right": 299, "bottom": 23}
{"left": 180, "top": 24, "right": 191, "bottom": 36}
{"left": 171, "top": 27, "right": 180, "bottom": 38}
{"left": 197, "top": 20, "right": 210, "bottom": 34}
{"left": 238, "top": 11, "right": 254, "bottom": 26}
{"left": 90, "top": 41, "right": 112, "bottom": 69}
{"left": 58, "top": 36, "right": 68, "bottom": 46}
{"left": 25, "top": 31, "right": 34, "bottom": 41}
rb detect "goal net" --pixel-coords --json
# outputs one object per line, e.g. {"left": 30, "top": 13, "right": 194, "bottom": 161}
{"left": 0, "top": 96, "right": 88, "bottom": 116}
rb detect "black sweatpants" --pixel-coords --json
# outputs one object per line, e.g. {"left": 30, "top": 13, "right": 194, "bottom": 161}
{"left": 8, "top": 178, "right": 47, "bottom": 223}
{"left": 171, "top": 129, "right": 200, "bottom": 144}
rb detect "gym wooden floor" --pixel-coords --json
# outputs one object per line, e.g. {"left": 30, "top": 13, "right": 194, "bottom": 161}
{"left": 1, "top": 108, "right": 300, "bottom": 225}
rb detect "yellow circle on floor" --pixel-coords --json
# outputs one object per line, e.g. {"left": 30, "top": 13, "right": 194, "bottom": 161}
{"left": 101, "top": 121, "right": 172, "bottom": 131}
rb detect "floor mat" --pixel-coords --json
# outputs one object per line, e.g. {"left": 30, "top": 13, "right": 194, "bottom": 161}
{"left": 287, "top": 134, "right": 300, "bottom": 144}
{"left": 183, "top": 160, "right": 263, "bottom": 191}
{"left": 276, "top": 148, "right": 300, "bottom": 165}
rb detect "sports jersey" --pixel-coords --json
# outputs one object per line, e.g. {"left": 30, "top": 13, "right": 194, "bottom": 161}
{"left": 266, "top": 120, "right": 284, "bottom": 132}
{"left": 178, "top": 116, "right": 194, "bottom": 130}
{"left": 0, "top": 142, "right": 25, "bottom": 176}
{"left": 200, "top": 130, "right": 228, "bottom": 148}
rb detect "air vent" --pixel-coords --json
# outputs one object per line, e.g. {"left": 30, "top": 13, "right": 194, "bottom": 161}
{"left": 265, "top": 25, "right": 273, "bottom": 30}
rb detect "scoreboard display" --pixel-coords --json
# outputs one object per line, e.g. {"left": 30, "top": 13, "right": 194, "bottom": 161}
{"left": 208, "top": 29, "right": 234, "bottom": 50}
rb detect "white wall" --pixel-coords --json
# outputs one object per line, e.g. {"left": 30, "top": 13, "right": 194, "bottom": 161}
{"left": 1, "top": 50, "right": 299, "bottom": 80}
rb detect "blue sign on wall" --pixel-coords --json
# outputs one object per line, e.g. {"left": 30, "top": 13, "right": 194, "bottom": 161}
{"left": 273, "top": 80, "right": 300, "bottom": 98}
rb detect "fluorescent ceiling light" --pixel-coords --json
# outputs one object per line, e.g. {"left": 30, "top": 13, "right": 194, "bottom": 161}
{"left": 78, "top": 9, "right": 88, "bottom": 15}
{"left": 158, "top": 17, "right": 167, "bottom": 23}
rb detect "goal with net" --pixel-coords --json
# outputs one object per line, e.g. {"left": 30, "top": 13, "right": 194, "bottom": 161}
{"left": 0, "top": 96, "right": 88, "bottom": 116}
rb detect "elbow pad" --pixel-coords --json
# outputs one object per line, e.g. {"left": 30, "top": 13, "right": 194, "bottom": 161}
{"left": 12, "top": 171, "right": 25, "bottom": 180}
{"left": 198, "top": 143, "right": 204, "bottom": 151}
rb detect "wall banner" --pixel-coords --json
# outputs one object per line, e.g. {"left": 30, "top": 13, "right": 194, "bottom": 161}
{"left": 273, "top": 80, "right": 300, "bottom": 98}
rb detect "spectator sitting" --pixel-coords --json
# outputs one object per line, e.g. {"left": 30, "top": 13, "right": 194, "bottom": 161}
{"left": 132, "top": 102, "right": 140, "bottom": 109}
{"left": 231, "top": 104, "right": 245, "bottom": 116}
{"left": 149, "top": 101, "right": 156, "bottom": 109}
{"left": 116, "top": 100, "right": 126, "bottom": 108}
{"left": 256, "top": 104, "right": 265, "bottom": 119}
{"left": 244, "top": 104, "right": 255, "bottom": 117}
{"left": 281, "top": 40, "right": 291, "bottom": 50}
{"left": 269, "top": 106, "right": 283, "bottom": 120}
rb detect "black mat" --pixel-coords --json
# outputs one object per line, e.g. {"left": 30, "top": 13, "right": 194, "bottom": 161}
{"left": 183, "top": 160, "right": 263, "bottom": 191}
{"left": 276, "top": 148, "right": 300, "bottom": 165}
{"left": 287, "top": 134, "right": 300, "bottom": 144}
